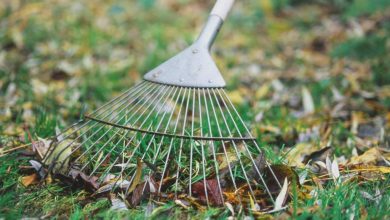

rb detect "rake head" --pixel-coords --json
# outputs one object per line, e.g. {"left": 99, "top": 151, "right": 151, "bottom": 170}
{"left": 43, "top": 0, "right": 284, "bottom": 211}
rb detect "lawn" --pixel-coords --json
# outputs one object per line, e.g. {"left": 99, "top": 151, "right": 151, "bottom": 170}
{"left": 1, "top": 0, "right": 389, "bottom": 219}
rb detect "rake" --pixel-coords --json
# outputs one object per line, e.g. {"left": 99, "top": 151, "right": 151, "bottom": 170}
{"left": 43, "top": 0, "right": 283, "bottom": 210}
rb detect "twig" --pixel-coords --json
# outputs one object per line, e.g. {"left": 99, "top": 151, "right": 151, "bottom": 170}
{"left": 0, "top": 143, "right": 32, "bottom": 157}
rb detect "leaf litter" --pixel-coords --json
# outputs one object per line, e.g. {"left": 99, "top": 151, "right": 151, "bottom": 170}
{"left": 1, "top": 0, "right": 389, "bottom": 218}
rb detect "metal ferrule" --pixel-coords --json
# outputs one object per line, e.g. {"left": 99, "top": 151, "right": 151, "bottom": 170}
{"left": 196, "top": 15, "right": 224, "bottom": 50}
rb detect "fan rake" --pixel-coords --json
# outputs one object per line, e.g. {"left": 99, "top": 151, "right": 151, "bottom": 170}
{"left": 43, "top": 0, "right": 283, "bottom": 211}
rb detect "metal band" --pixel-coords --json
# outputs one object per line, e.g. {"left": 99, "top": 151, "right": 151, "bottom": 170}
{"left": 84, "top": 115, "right": 256, "bottom": 142}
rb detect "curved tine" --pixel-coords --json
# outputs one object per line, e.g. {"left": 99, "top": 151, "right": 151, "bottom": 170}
{"left": 99, "top": 81, "right": 156, "bottom": 122}
{"left": 43, "top": 83, "right": 145, "bottom": 160}
{"left": 188, "top": 88, "right": 196, "bottom": 196}
{"left": 87, "top": 81, "right": 147, "bottom": 117}
{"left": 82, "top": 84, "right": 171, "bottom": 174}
{"left": 98, "top": 86, "right": 179, "bottom": 186}
{"left": 88, "top": 85, "right": 172, "bottom": 177}
{"left": 203, "top": 88, "right": 224, "bottom": 204}
{"left": 157, "top": 88, "right": 188, "bottom": 195}
{"left": 209, "top": 90, "right": 259, "bottom": 203}
{"left": 174, "top": 88, "right": 191, "bottom": 198}
{"left": 54, "top": 83, "right": 160, "bottom": 172}
{"left": 120, "top": 87, "right": 183, "bottom": 195}
{"left": 74, "top": 83, "right": 165, "bottom": 169}
{"left": 206, "top": 89, "right": 239, "bottom": 195}
{"left": 60, "top": 81, "right": 151, "bottom": 144}
{"left": 214, "top": 90, "right": 276, "bottom": 202}
{"left": 198, "top": 88, "right": 210, "bottom": 206}
{"left": 45, "top": 82, "right": 152, "bottom": 164}
{"left": 219, "top": 89, "right": 282, "bottom": 190}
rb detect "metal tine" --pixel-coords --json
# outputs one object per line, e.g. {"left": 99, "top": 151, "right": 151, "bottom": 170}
{"left": 87, "top": 85, "right": 173, "bottom": 177}
{"left": 71, "top": 82, "right": 166, "bottom": 170}
{"left": 188, "top": 88, "right": 196, "bottom": 197}
{"left": 208, "top": 89, "right": 259, "bottom": 203}
{"left": 60, "top": 81, "right": 151, "bottom": 144}
{"left": 198, "top": 88, "right": 210, "bottom": 206}
{"left": 44, "top": 82, "right": 152, "bottom": 163}
{"left": 219, "top": 89, "right": 282, "bottom": 190}
{"left": 42, "top": 120, "right": 90, "bottom": 164}
{"left": 173, "top": 87, "right": 191, "bottom": 198}
{"left": 81, "top": 84, "right": 169, "bottom": 171}
{"left": 80, "top": 84, "right": 171, "bottom": 174}
{"left": 101, "top": 81, "right": 157, "bottom": 123}
{"left": 120, "top": 87, "right": 183, "bottom": 195}
{"left": 48, "top": 82, "right": 147, "bottom": 149}
{"left": 206, "top": 89, "right": 240, "bottom": 199}
{"left": 120, "top": 88, "right": 182, "bottom": 191}
{"left": 157, "top": 88, "right": 188, "bottom": 195}
{"left": 203, "top": 88, "right": 224, "bottom": 204}
{"left": 214, "top": 89, "right": 276, "bottom": 203}
{"left": 98, "top": 86, "right": 179, "bottom": 187}
{"left": 88, "top": 81, "right": 147, "bottom": 118}
{"left": 53, "top": 83, "right": 161, "bottom": 172}
{"left": 53, "top": 82, "right": 157, "bottom": 170}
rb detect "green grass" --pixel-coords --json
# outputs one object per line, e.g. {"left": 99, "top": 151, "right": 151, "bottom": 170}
{"left": 1, "top": 0, "right": 389, "bottom": 219}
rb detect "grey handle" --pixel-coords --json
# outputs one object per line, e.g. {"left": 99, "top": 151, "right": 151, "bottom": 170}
{"left": 196, "top": 0, "right": 236, "bottom": 50}
{"left": 210, "top": 0, "right": 236, "bottom": 21}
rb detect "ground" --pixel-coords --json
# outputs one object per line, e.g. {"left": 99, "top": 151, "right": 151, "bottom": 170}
{"left": 0, "top": 0, "right": 389, "bottom": 219}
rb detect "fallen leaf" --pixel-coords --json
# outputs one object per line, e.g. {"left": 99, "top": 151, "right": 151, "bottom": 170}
{"left": 175, "top": 199, "right": 190, "bottom": 209}
{"left": 129, "top": 182, "right": 147, "bottom": 207}
{"left": 225, "top": 202, "right": 235, "bottom": 216}
{"left": 302, "top": 146, "right": 332, "bottom": 164}
{"left": 191, "top": 179, "right": 224, "bottom": 206}
{"left": 127, "top": 158, "right": 142, "bottom": 194}
{"left": 96, "top": 180, "right": 131, "bottom": 194}
{"left": 263, "top": 164, "right": 299, "bottom": 193}
{"left": 21, "top": 173, "right": 39, "bottom": 187}
{"left": 302, "top": 86, "right": 315, "bottom": 114}
{"left": 43, "top": 139, "right": 74, "bottom": 173}
{"left": 273, "top": 178, "right": 288, "bottom": 211}
{"left": 248, "top": 194, "right": 260, "bottom": 211}
{"left": 331, "top": 158, "right": 340, "bottom": 180}
{"left": 69, "top": 169, "right": 100, "bottom": 190}
{"left": 110, "top": 197, "right": 128, "bottom": 211}
{"left": 348, "top": 147, "right": 382, "bottom": 165}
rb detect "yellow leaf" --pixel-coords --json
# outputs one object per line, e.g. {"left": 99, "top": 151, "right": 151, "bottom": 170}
{"left": 349, "top": 165, "right": 390, "bottom": 174}
{"left": 227, "top": 90, "right": 244, "bottom": 105}
{"left": 255, "top": 84, "right": 270, "bottom": 99}
{"left": 43, "top": 139, "right": 73, "bottom": 173}
{"left": 285, "top": 143, "right": 316, "bottom": 167}
{"left": 348, "top": 147, "right": 381, "bottom": 165}
{"left": 21, "top": 173, "right": 39, "bottom": 187}
{"left": 128, "top": 158, "right": 142, "bottom": 194}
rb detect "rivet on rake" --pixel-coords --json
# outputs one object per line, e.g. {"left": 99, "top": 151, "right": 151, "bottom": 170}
{"left": 192, "top": 49, "right": 198, "bottom": 54}
{"left": 179, "top": 78, "right": 184, "bottom": 82}
{"left": 153, "top": 70, "right": 162, "bottom": 78}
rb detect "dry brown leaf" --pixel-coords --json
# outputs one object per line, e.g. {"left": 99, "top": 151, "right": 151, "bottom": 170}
{"left": 21, "top": 173, "right": 39, "bottom": 187}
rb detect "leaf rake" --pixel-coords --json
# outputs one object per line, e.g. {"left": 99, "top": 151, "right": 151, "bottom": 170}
{"left": 43, "top": 0, "right": 283, "bottom": 211}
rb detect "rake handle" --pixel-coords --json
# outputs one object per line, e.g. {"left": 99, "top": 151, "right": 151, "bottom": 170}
{"left": 196, "top": 0, "right": 236, "bottom": 49}
{"left": 210, "top": 0, "right": 236, "bottom": 21}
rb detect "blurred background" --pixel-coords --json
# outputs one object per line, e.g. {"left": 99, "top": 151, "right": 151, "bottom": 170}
{"left": 1, "top": 0, "right": 390, "bottom": 218}
{"left": 1, "top": 0, "right": 389, "bottom": 164}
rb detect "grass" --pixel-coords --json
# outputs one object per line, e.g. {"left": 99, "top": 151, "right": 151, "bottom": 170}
{"left": 1, "top": 0, "right": 389, "bottom": 219}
